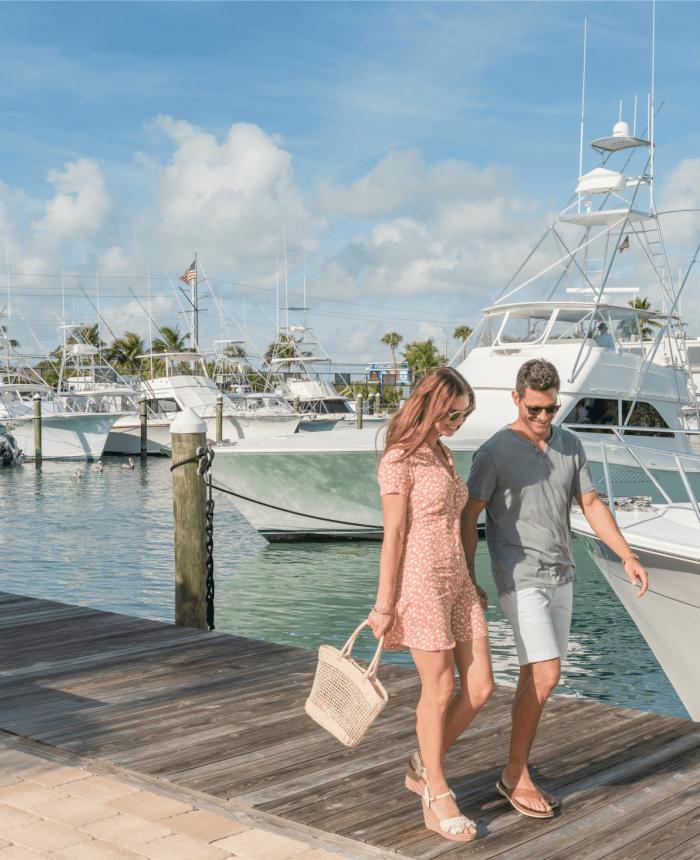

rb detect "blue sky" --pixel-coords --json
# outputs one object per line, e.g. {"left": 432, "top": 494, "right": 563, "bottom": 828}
{"left": 2, "top": 1, "right": 700, "bottom": 363}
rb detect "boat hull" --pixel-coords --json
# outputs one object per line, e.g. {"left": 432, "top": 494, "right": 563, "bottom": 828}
{"left": 106, "top": 412, "right": 300, "bottom": 455}
{"left": 572, "top": 507, "right": 700, "bottom": 720}
{"left": 4, "top": 412, "right": 121, "bottom": 461}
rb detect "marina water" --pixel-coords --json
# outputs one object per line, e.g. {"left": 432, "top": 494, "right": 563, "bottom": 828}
{"left": 1, "top": 457, "right": 687, "bottom": 720}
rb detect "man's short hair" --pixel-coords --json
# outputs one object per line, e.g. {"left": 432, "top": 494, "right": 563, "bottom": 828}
{"left": 515, "top": 359, "right": 560, "bottom": 396}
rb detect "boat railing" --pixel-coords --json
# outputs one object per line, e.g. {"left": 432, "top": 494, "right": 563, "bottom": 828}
{"left": 597, "top": 429, "right": 700, "bottom": 524}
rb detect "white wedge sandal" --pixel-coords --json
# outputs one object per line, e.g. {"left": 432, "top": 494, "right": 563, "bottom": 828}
{"left": 422, "top": 785, "right": 477, "bottom": 843}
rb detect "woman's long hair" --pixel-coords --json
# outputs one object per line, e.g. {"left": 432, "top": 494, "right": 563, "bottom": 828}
{"left": 383, "top": 367, "right": 474, "bottom": 460}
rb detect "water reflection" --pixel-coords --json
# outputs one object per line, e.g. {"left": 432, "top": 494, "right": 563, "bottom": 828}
{"left": 0, "top": 458, "right": 687, "bottom": 719}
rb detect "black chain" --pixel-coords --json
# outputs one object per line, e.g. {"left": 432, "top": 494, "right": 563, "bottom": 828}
{"left": 197, "top": 446, "right": 216, "bottom": 631}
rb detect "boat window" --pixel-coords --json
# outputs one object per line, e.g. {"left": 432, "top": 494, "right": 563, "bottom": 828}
{"left": 620, "top": 401, "right": 673, "bottom": 438}
{"left": 498, "top": 311, "right": 551, "bottom": 345}
{"left": 299, "top": 399, "right": 352, "bottom": 415}
{"left": 546, "top": 310, "right": 593, "bottom": 343}
{"left": 468, "top": 315, "right": 503, "bottom": 349}
{"left": 562, "top": 397, "right": 618, "bottom": 434}
{"left": 147, "top": 398, "right": 181, "bottom": 415}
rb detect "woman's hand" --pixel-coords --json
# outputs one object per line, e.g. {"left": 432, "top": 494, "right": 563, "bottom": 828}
{"left": 475, "top": 584, "right": 489, "bottom": 610}
{"left": 368, "top": 607, "right": 394, "bottom": 639}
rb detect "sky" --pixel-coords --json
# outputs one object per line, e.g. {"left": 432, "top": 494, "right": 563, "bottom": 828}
{"left": 2, "top": 1, "right": 700, "bottom": 367}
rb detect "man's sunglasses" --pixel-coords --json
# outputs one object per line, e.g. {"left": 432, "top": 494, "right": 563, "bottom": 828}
{"left": 447, "top": 405, "right": 475, "bottom": 422}
{"left": 523, "top": 403, "right": 560, "bottom": 416}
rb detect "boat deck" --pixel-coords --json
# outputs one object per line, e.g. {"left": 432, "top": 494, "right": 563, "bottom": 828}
{"left": 1, "top": 590, "right": 699, "bottom": 858}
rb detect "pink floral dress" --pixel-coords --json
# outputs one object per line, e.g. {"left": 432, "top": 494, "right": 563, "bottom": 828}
{"left": 377, "top": 444, "right": 488, "bottom": 651}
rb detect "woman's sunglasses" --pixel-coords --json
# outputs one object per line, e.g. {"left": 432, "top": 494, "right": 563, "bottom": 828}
{"left": 447, "top": 405, "right": 475, "bottom": 422}
{"left": 523, "top": 403, "right": 560, "bottom": 416}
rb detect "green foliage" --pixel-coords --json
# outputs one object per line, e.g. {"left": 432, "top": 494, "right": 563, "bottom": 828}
{"left": 152, "top": 325, "right": 187, "bottom": 354}
{"left": 403, "top": 338, "right": 446, "bottom": 379}
{"left": 109, "top": 331, "right": 145, "bottom": 373}
{"left": 617, "top": 297, "right": 661, "bottom": 341}
{"left": 453, "top": 325, "right": 473, "bottom": 342}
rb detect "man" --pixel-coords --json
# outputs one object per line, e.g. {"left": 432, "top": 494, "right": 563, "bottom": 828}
{"left": 594, "top": 322, "right": 615, "bottom": 349}
{"left": 464, "top": 358, "right": 648, "bottom": 818}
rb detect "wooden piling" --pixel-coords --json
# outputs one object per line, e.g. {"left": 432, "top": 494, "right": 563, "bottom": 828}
{"left": 374, "top": 392, "right": 381, "bottom": 414}
{"left": 355, "top": 394, "right": 363, "bottom": 429}
{"left": 139, "top": 396, "right": 148, "bottom": 460}
{"left": 170, "top": 408, "right": 208, "bottom": 630}
{"left": 215, "top": 395, "right": 223, "bottom": 443}
{"left": 292, "top": 396, "right": 300, "bottom": 413}
{"left": 32, "top": 394, "right": 42, "bottom": 468}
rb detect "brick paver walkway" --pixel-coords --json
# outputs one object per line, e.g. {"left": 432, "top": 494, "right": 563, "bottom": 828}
{"left": 0, "top": 743, "right": 355, "bottom": 860}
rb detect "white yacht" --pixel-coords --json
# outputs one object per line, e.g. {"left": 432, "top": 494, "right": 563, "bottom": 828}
{"left": 266, "top": 324, "right": 386, "bottom": 431}
{"left": 0, "top": 336, "right": 125, "bottom": 461}
{"left": 570, "top": 439, "right": 700, "bottom": 720}
{"left": 107, "top": 352, "right": 300, "bottom": 453}
{"left": 211, "top": 112, "right": 700, "bottom": 539}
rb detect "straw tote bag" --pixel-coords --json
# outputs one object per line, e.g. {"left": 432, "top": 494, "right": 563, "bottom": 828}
{"left": 305, "top": 620, "right": 388, "bottom": 747}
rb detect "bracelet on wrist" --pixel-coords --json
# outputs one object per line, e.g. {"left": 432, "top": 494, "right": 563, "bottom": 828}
{"left": 373, "top": 605, "right": 394, "bottom": 615}
{"left": 621, "top": 553, "right": 640, "bottom": 565}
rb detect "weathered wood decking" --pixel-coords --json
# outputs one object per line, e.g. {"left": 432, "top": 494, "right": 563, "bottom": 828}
{"left": 1, "top": 590, "right": 699, "bottom": 858}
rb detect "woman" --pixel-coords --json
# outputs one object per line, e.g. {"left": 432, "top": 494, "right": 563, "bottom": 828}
{"left": 368, "top": 367, "right": 493, "bottom": 843}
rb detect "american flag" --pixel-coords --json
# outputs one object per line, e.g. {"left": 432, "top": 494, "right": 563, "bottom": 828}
{"left": 179, "top": 259, "right": 197, "bottom": 284}
{"left": 618, "top": 235, "right": 630, "bottom": 253}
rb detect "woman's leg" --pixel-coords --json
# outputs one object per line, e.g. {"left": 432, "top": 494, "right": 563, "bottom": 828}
{"left": 442, "top": 636, "right": 494, "bottom": 755}
{"left": 411, "top": 647, "right": 472, "bottom": 829}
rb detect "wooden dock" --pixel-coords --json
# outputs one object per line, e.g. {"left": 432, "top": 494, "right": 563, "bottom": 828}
{"left": 1, "top": 590, "right": 699, "bottom": 859}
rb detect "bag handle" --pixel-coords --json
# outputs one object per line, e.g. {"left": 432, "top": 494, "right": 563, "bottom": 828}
{"left": 339, "top": 620, "right": 384, "bottom": 679}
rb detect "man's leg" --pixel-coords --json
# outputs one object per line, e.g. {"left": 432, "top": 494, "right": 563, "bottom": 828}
{"left": 502, "top": 657, "right": 560, "bottom": 813}
{"left": 498, "top": 585, "right": 571, "bottom": 814}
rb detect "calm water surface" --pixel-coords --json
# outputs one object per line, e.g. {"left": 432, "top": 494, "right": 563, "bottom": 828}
{"left": 0, "top": 457, "right": 687, "bottom": 719}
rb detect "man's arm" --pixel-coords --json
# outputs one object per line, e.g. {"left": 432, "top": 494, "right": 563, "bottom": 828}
{"left": 577, "top": 490, "right": 649, "bottom": 597}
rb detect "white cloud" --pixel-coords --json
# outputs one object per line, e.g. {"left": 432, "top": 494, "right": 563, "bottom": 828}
{"left": 33, "top": 158, "right": 112, "bottom": 239}
{"left": 314, "top": 150, "right": 543, "bottom": 300}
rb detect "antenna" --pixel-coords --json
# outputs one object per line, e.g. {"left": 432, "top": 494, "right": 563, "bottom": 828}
{"left": 650, "top": 0, "right": 656, "bottom": 209}
{"left": 633, "top": 94, "right": 638, "bottom": 136}
{"left": 95, "top": 273, "right": 101, "bottom": 347}
{"left": 283, "top": 226, "right": 289, "bottom": 332}
{"left": 147, "top": 269, "right": 154, "bottom": 378}
{"left": 618, "top": 99, "right": 623, "bottom": 122}
{"left": 578, "top": 18, "right": 588, "bottom": 212}
{"left": 5, "top": 248, "right": 10, "bottom": 323}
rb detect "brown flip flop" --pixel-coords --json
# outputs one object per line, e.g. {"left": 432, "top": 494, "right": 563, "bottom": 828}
{"left": 496, "top": 779, "right": 555, "bottom": 819}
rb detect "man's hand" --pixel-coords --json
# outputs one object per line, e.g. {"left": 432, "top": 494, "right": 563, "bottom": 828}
{"left": 623, "top": 556, "right": 649, "bottom": 597}
{"left": 475, "top": 584, "right": 489, "bottom": 610}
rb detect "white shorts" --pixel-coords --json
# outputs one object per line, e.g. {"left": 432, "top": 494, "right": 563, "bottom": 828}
{"left": 498, "top": 583, "right": 573, "bottom": 666}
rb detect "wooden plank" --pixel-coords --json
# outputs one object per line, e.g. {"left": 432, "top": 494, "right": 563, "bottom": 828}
{"left": 0, "top": 590, "right": 698, "bottom": 860}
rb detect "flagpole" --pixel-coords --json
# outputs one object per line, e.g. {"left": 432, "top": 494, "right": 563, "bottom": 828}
{"left": 191, "top": 252, "right": 198, "bottom": 351}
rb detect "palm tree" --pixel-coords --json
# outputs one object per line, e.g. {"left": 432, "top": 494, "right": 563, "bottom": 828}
{"left": 380, "top": 332, "right": 403, "bottom": 380}
{"left": 0, "top": 325, "right": 18, "bottom": 349}
{"left": 265, "top": 334, "right": 299, "bottom": 364}
{"left": 109, "top": 331, "right": 145, "bottom": 373}
{"left": 453, "top": 325, "right": 473, "bottom": 342}
{"left": 67, "top": 323, "right": 105, "bottom": 349}
{"left": 403, "top": 339, "right": 446, "bottom": 381}
{"left": 152, "top": 325, "right": 187, "bottom": 354}
{"left": 224, "top": 343, "right": 246, "bottom": 359}
{"left": 618, "top": 297, "right": 661, "bottom": 341}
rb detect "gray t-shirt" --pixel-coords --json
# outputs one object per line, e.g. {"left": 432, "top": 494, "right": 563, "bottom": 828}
{"left": 467, "top": 425, "right": 596, "bottom": 596}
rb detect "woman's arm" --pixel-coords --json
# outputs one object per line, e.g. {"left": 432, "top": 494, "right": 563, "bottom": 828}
{"left": 368, "top": 493, "right": 408, "bottom": 638}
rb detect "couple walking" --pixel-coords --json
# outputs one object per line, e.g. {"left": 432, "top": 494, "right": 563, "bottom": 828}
{"left": 367, "top": 360, "right": 648, "bottom": 843}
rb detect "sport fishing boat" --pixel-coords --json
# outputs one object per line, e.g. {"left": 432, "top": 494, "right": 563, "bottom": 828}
{"left": 107, "top": 352, "right": 300, "bottom": 454}
{"left": 212, "top": 109, "right": 700, "bottom": 540}
{"left": 570, "top": 437, "right": 700, "bottom": 720}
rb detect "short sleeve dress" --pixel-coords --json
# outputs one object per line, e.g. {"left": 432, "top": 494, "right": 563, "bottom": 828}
{"left": 377, "top": 444, "right": 488, "bottom": 651}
